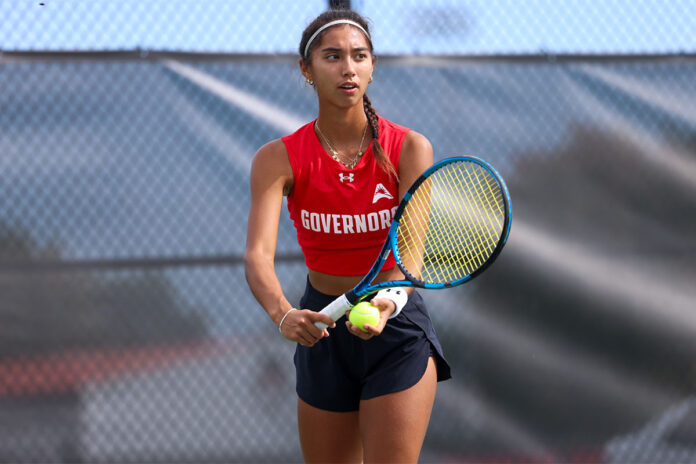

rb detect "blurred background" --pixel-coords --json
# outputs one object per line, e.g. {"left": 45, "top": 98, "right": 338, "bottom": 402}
{"left": 1, "top": 0, "right": 695, "bottom": 462}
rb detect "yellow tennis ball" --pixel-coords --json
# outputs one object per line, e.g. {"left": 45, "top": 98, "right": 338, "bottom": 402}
{"left": 349, "top": 302, "right": 380, "bottom": 332}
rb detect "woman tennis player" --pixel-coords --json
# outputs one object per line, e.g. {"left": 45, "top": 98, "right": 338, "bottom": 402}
{"left": 245, "top": 9, "right": 450, "bottom": 463}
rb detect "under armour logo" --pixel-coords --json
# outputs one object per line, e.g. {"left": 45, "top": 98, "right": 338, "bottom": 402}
{"left": 372, "top": 183, "right": 394, "bottom": 203}
{"left": 339, "top": 173, "right": 355, "bottom": 183}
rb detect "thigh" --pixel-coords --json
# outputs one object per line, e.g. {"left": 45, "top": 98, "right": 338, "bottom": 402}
{"left": 297, "top": 398, "right": 363, "bottom": 464}
{"left": 359, "top": 357, "right": 437, "bottom": 464}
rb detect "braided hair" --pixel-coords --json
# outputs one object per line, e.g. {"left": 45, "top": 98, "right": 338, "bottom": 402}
{"left": 300, "top": 9, "right": 398, "bottom": 180}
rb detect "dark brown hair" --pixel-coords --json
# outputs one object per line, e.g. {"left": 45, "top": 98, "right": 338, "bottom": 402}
{"left": 300, "top": 9, "right": 398, "bottom": 180}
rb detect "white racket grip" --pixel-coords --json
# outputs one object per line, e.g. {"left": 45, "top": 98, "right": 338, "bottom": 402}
{"left": 314, "top": 294, "right": 352, "bottom": 330}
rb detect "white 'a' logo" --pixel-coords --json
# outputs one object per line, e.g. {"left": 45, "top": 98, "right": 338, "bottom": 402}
{"left": 372, "top": 183, "right": 394, "bottom": 204}
{"left": 339, "top": 173, "right": 355, "bottom": 183}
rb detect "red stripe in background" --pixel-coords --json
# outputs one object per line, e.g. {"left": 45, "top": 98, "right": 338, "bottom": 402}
{"left": 0, "top": 341, "right": 226, "bottom": 397}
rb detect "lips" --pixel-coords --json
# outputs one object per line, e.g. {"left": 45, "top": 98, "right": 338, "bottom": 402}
{"left": 338, "top": 82, "right": 359, "bottom": 95}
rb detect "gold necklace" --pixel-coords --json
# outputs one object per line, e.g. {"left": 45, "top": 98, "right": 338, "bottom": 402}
{"left": 315, "top": 121, "right": 368, "bottom": 169}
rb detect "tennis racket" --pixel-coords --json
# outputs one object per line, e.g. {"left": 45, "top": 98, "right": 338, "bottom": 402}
{"left": 314, "top": 156, "right": 512, "bottom": 330}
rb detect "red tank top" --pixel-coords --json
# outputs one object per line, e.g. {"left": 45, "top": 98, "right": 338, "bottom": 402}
{"left": 283, "top": 117, "right": 409, "bottom": 276}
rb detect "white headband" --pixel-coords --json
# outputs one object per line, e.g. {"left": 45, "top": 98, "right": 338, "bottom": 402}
{"left": 303, "top": 19, "right": 370, "bottom": 58}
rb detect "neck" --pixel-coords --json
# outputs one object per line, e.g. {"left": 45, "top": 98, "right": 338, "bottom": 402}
{"left": 316, "top": 105, "right": 369, "bottom": 144}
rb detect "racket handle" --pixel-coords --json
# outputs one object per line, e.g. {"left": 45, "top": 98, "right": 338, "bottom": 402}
{"left": 314, "top": 294, "right": 352, "bottom": 330}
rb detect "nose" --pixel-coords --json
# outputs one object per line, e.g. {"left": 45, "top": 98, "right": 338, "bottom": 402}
{"left": 341, "top": 56, "right": 356, "bottom": 77}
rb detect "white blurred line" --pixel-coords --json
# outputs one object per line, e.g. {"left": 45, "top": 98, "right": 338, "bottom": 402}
{"left": 510, "top": 219, "right": 696, "bottom": 334}
{"left": 457, "top": 300, "right": 676, "bottom": 419}
{"left": 581, "top": 65, "right": 696, "bottom": 133}
{"left": 568, "top": 64, "right": 696, "bottom": 191}
{"left": 166, "top": 84, "right": 252, "bottom": 174}
{"left": 162, "top": 59, "right": 306, "bottom": 134}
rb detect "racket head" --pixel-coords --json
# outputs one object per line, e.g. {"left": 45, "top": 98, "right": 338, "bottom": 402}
{"left": 390, "top": 156, "right": 511, "bottom": 289}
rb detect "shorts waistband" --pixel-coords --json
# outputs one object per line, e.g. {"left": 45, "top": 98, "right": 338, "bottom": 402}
{"left": 301, "top": 276, "right": 347, "bottom": 310}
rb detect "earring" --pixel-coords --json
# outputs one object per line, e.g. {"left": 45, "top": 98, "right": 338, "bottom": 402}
{"left": 369, "top": 75, "right": 373, "bottom": 83}
{"left": 306, "top": 78, "right": 314, "bottom": 85}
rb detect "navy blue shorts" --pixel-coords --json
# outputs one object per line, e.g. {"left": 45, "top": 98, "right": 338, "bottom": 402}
{"left": 294, "top": 279, "right": 451, "bottom": 412}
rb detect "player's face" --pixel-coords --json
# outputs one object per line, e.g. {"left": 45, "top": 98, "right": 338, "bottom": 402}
{"left": 303, "top": 25, "right": 374, "bottom": 109}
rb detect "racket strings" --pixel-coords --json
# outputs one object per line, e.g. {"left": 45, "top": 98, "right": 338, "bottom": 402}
{"left": 397, "top": 180, "right": 432, "bottom": 276}
{"left": 440, "top": 162, "right": 504, "bottom": 277}
{"left": 429, "top": 167, "right": 488, "bottom": 279}
{"left": 397, "top": 161, "right": 505, "bottom": 284}
{"left": 460, "top": 166, "right": 505, "bottom": 250}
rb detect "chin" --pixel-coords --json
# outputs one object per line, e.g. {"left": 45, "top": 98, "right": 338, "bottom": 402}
{"left": 334, "top": 94, "right": 364, "bottom": 108}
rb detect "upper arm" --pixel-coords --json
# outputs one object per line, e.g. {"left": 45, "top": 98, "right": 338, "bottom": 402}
{"left": 245, "top": 139, "right": 294, "bottom": 260}
{"left": 398, "top": 130, "right": 434, "bottom": 200}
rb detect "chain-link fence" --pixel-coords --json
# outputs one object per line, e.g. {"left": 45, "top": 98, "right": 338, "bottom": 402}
{"left": 1, "top": 1, "right": 696, "bottom": 463}
{"left": 3, "top": 0, "right": 696, "bottom": 54}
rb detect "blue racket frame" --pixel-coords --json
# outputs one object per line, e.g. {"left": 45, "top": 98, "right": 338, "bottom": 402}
{"left": 347, "top": 156, "right": 512, "bottom": 304}
{"left": 315, "top": 156, "right": 512, "bottom": 329}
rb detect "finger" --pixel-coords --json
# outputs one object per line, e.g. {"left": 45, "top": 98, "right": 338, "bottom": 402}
{"left": 365, "top": 299, "right": 390, "bottom": 328}
{"left": 293, "top": 310, "right": 326, "bottom": 339}
{"left": 305, "top": 320, "right": 327, "bottom": 339}
{"left": 346, "top": 315, "right": 378, "bottom": 337}
{"left": 292, "top": 322, "right": 318, "bottom": 346}
{"left": 312, "top": 312, "right": 337, "bottom": 330}
{"left": 371, "top": 298, "right": 396, "bottom": 317}
{"left": 346, "top": 320, "right": 372, "bottom": 340}
{"left": 298, "top": 333, "right": 316, "bottom": 347}
{"left": 361, "top": 323, "right": 381, "bottom": 336}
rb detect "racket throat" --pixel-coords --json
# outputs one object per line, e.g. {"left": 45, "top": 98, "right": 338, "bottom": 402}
{"left": 345, "top": 289, "right": 360, "bottom": 305}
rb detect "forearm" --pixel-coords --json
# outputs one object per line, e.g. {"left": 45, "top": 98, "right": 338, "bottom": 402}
{"left": 244, "top": 252, "right": 295, "bottom": 327}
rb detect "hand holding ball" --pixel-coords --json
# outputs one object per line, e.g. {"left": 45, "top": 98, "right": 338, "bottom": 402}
{"left": 348, "top": 302, "right": 380, "bottom": 332}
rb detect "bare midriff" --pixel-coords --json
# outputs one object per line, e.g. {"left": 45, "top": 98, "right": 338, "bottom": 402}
{"left": 308, "top": 268, "right": 394, "bottom": 297}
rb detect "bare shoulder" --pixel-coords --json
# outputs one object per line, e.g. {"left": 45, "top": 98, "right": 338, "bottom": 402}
{"left": 400, "top": 130, "right": 434, "bottom": 176}
{"left": 253, "top": 139, "right": 290, "bottom": 169}
{"left": 251, "top": 139, "right": 293, "bottom": 194}
{"left": 403, "top": 130, "right": 433, "bottom": 154}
